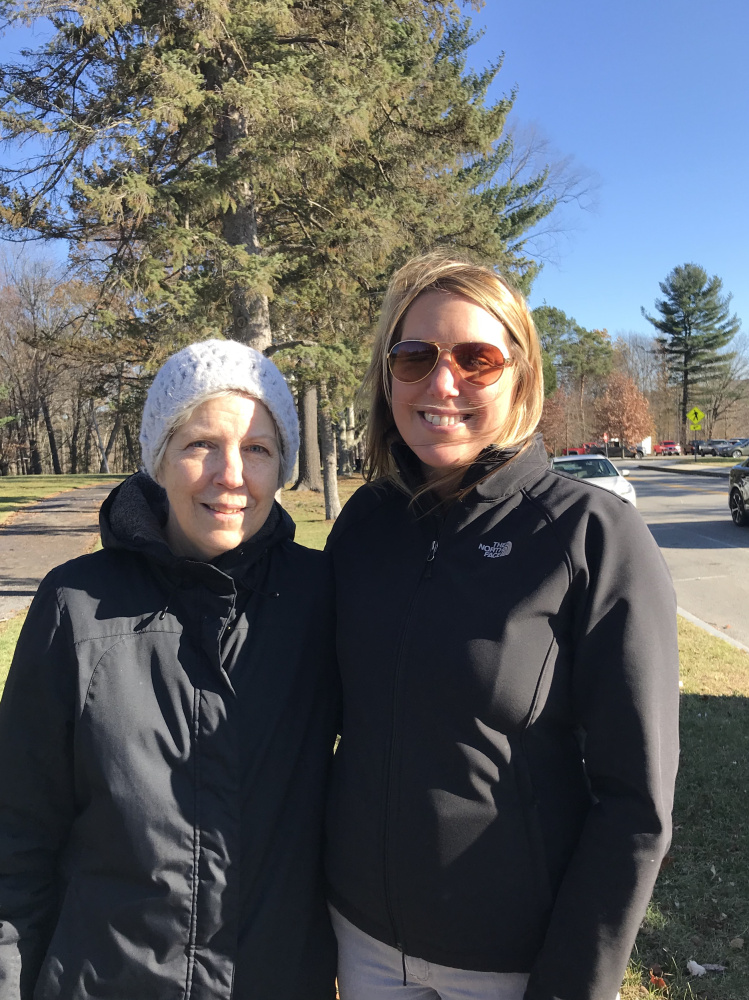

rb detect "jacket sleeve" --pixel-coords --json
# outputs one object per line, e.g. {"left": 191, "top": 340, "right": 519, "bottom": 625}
{"left": 525, "top": 503, "right": 680, "bottom": 1000}
{"left": 0, "top": 575, "right": 77, "bottom": 1000}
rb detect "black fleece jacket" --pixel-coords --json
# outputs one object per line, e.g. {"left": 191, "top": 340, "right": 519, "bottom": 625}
{"left": 0, "top": 473, "right": 339, "bottom": 1000}
{"left": 325, "top": 436, "right": 679, "bottom": 1000}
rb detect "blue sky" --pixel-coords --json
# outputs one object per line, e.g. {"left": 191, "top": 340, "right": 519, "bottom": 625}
{"left": 469, "top": 0, "right": 749, "bottom": 339}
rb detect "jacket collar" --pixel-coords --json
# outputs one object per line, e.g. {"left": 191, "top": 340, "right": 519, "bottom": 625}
{"left": 471, "top": 434, "right": 550, "bottom": 502}
{"left": 390, "top": 433, "right": 549, "bottom": 508}
{"left": 99, "top": 471, "right": 294, "bottom": 586}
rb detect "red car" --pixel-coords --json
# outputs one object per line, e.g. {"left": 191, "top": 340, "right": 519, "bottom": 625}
{"left": 561, "top": 442, "right": 600, "bottom": 456}
{"left": 653, "top": 440, "right": 682, "bottom": 456}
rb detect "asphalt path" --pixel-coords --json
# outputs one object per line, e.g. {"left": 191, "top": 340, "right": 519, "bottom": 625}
{"left": 618, "top": 463, "right": 749, "bottom": 650}
{"left": 0, "top": 484, "right": 115, "bottom": 623}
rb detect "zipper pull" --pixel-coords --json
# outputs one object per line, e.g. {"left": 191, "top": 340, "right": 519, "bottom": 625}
{"left": 425, "top": 540, "right": 438, "bottom": 578}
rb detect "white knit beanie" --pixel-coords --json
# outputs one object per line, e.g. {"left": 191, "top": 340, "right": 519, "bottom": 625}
{"left": 139, "top": 339, "right": 299, "bottom": 484}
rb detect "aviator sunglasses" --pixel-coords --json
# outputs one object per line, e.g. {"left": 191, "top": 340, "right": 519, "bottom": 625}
{"left": 387, "top": 340, "right": 514, "bottom": 387}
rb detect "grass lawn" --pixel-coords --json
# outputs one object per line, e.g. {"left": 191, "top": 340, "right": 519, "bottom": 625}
{"left": 0, "top": 473, "right": 127, "bottom": 526}
{"left": 279, "top": 475, "right": 365, "bottom": 550}
{"left": 622, "top": 620, "right": 749, "bottom": 1000}
{"left": 1, "top": 474, "right": 748, "bottom": 997}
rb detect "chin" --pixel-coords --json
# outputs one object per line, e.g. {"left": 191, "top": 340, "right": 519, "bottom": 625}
{"left": 412, "top": 446, "right": 480, "bottom": 471}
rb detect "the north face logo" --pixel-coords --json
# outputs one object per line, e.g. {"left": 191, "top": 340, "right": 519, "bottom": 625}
{"left": 478, "top": 540, "right": 512, "bottom": 558}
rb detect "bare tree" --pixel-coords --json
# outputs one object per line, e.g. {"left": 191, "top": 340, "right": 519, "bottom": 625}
{"left": 699, "top": 335, "right": 749, "bottom": 436}
{"left": 594, "top": 373, "right": 654, "bottom": 448}
{"left": 537, "top": 389, "right": 573, "bottom": 456}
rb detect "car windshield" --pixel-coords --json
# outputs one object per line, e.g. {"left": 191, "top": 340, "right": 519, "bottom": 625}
{"left": 554, "top": 459, "right": 618, "bottom": 479}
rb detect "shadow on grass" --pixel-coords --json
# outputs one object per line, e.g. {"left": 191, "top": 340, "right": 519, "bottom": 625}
{"left": 627, "top": 693, "right": 749, "bottom": 999}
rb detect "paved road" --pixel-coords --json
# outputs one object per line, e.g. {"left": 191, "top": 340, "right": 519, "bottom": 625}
{"left": 0, "top": 484, "right": 115, "bottom": 623}
{"left": 622, "top": 465, "right": 749, "bottom": 649}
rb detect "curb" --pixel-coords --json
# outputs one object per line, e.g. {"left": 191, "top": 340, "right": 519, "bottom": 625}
{"left": 633, "top": 462, "right": 731, "bottom": 479}
{"left": 678, "top": 607, "right": 749, "bottom": 655}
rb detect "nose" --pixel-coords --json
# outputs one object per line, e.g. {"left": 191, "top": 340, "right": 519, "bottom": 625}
{"left": 428, "top": 352, "right": 460, "bottom": 397}
{"left": 214, "top": 446, "right": 244, "bottom": 489}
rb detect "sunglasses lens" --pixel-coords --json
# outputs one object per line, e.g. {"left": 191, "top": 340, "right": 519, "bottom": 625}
{"left": 388, "top": 341, "right": 439, "bottom": 383}
{"left": 451, "top": 343, "right": 507, "bottom": 385}
{"left": 388, "top": 341, "right": 509, "bottom": 385}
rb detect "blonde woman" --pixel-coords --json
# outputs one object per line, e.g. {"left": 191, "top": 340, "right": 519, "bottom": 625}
{"left": 325, "top": 254, "right": 679, "bottom": 1000}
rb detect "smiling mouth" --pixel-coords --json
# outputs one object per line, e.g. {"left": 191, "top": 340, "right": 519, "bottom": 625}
{"left": 203, "top": 503, "right": 246, "bottom": 515}
{"left": 421, "top": 411, "right": 468, "bottom": 427}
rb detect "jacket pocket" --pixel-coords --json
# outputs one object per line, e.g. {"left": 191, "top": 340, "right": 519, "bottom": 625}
{"left": 513, "top": 741, "right": 554, "bottom": 913}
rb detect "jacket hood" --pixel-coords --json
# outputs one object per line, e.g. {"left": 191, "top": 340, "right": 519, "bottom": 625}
{"left": 99, "top": 471, "right": 295, "bottom": 577}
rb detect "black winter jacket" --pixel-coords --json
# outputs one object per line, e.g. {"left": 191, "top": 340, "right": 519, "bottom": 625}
{"left": 0, "top": 473, "right": 338, "bottom": 1000}
{"left": 325, "top": 436, "right": 679, "bottom": 1000}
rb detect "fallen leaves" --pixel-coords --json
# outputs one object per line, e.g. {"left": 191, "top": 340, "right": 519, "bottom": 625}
{"left": 649, "top": 964, "right": 668, "bottom": 990}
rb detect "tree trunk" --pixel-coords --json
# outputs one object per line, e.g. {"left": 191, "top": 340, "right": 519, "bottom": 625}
{"left": 680, "top": 372, "right": 689, "bottom": 450}
{"left": 25, "top": 415, "right": 43, "bottom": 474}
{"left": 40, "top": 397, "right": 62, "bottom": 474}
{"left": 101, "top": 411, "right": 122, "bottom": 473}
{"left": 318, "top": 399, "right": 342, "bottom": 520}
{"left": 215, "top": 107, "right": 272, "bottom": 352}
{"left": 337, "top": 415, "right": 350, "bottom": 475}
{"left": 89, "top": 401, "right": 110, "bottom": 474}
{"left": 68, "top": 397, "right": 83, "bottom": 474}
{"left": 123, "top": 423, "right": 139, "bottom": 471}
{"left": 293, "top": 385, "right": 323, "bottom": 491}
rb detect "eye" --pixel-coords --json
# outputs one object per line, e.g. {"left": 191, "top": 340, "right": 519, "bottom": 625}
{"left": 247, "top": 443, "right": 271, "bottom": 455}
{"left": 187, "top": 440, "right": 211, "bottom": 450}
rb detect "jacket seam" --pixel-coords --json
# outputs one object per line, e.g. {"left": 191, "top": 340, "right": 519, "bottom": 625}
{"left": 519, "top": 487, "right": 574, "bottom": 586}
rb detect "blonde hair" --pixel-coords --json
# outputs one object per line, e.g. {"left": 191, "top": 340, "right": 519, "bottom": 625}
{"left": 363, "top": 252, "right": 544, "bottom": 491}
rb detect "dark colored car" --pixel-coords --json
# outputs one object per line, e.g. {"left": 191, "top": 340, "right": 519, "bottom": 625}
{"left": 716, "top": 438, "right": 749, "bottom": 458}
{"left": 729, "top": 458, "right": 749, "bottom": 527}
{"left": 696, "top": 438, "right": 730, "bottom": 456}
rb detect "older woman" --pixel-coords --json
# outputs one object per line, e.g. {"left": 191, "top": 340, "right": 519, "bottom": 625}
{"left": 325, "top": 255, "right": 679, "bottom": 1000}
{"left": 0, "top": 340, "right": 338, "bottom": 1000}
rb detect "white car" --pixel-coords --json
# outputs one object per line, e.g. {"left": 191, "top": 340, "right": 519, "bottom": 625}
{"left": 550, "top": 455, "right": 637, "bottom": 507}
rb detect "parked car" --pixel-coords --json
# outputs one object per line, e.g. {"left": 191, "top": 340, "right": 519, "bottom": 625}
{"left": 550, "top": 455, "right": 637, "bottom": 506}
{"left": 653, "top": 440, "right": 681, "bottom": 456}
{"left": 694, "top": 438, "right": 730, "bottom": 456}
{"left": 716, "top": 438, "right": 749, "bottom": 458}
{"left": 729, "top": 457, "right": 749, "bottom": 526}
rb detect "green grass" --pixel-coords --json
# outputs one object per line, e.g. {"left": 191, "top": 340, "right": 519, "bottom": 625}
{"left": 0, "top": 612, "right": 26, "bottom": 696}
{"left": 0, "top": 474, "right": 127, "bottom": 525}
{"left": 2, "top": 476, "right": 748, "bottom": 997}
{"left": 279, "top": 475, "right": 364, "bottom": 549}
{"left": 622, "top": 618, "right": 749, "bottom": 1000}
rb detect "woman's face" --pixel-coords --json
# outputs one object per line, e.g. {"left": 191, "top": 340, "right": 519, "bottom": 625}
{"left": 390, "top": 290, "right": 517, "bottom": 475}
{"left": 159, "top": 394, "right": 280, "bottom": 561}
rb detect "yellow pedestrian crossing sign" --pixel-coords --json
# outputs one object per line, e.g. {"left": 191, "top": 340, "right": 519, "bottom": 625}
{"left": 687, "top": 406, "right": 705, "bottom": 424}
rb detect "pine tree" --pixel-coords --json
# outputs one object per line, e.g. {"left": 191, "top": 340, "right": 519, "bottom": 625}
{"left": 642, "top": 263, "right": 741, "bottom": 445}
{"left": 532, "top": 306, "right": 580, "bottom": 397}
{"left": 0, "top": 0, "right": 555, "bottom": 355}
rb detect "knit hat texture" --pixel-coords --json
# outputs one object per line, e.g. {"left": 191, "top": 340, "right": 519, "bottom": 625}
{"left": 139, "top": 339, "right": 299, "bottom": 484}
